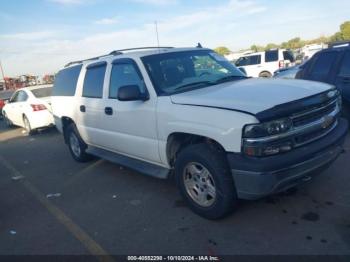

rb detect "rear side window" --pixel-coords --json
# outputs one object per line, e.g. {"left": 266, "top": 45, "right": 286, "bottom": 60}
{"left": 309, "top": 52, "right": 338, "bottom": 80}
{"left": 82, "top": 62, "right": 107, "bottom": 98}
{"left": 109, "top": 61, "right": 145, "bottom": 99}
{"left": 339, "top": 51, "right": 350, "bottom": 76}
{"left": 283, "top": 51, "right": 295, "bottom": 62}
{"left": 17, "top": 91, "right": 28, "bottom": 102}
{"left": 53, "top": 65, "right": 82, "bottom": 96}
{"left": 32, "top": 87, "right": 52, "bottom": 98}
{"left": 265, "top": 50, "right": 278, "bottom": 62}
{"left": 236, "top": 55, "right": 261, "bottom": 66}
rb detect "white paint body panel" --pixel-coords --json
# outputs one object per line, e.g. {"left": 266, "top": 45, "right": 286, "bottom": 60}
{"left": 51, "top": 48, "right": 334, "bottom": 169}
{"left": 170, "top": 78, "right": 332, "bottom": 114}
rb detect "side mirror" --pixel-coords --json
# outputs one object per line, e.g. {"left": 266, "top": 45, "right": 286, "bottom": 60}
{"left": 117, "top": 85, "right": 149, "bottom": 101}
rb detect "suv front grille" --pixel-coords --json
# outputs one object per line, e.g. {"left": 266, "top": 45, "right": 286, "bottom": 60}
{"left": 291, "top": 99, "right": 337, "bottom": 127}
{"left": 291, "top": 98, "right": 339, "bottom": 147}
{"left": 243, "top": 96, "right": 341, "bottom": 151}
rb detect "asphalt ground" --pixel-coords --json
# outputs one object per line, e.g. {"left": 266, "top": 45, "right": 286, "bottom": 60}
{"left": 0, "top": 119, "right": 349, "bottom": 260}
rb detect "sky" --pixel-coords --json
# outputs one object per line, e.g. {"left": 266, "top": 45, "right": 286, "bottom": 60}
{"left": 0, "top": 0, "right": 350, "bottom": 77}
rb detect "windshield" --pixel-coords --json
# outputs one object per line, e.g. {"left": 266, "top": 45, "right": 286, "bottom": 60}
{"left": 31, "top": 87, "right": 52, "bottom": 98}
{"left": 142, "top": 50, "right": 246, "bottom": 95}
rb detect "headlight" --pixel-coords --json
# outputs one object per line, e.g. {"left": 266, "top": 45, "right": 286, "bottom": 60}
{"left": 243, "top": 118, "right": 292, "bottom": 138}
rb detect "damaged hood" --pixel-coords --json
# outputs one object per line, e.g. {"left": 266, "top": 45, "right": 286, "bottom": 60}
{"left": 170, "top": 78, "right": 333, "bottom": 115}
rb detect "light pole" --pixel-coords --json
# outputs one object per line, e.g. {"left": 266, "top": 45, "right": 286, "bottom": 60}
{"left": 0, "top": 60, "right": 7, "bottom": 90}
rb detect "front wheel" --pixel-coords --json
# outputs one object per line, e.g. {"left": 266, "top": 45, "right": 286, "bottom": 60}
{"left": 175, "top": 143, "right": 238, "bottom": 220}
{"left": 66, "top": 124, "right": 93, "bottom": 162}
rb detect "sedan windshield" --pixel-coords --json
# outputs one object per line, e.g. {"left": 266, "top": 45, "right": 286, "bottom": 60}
{"left": 142, "top": 50, "right": 246, "bottom": 95}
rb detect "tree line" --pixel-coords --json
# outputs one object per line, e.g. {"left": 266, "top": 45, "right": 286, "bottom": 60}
{"left": 215, "top": 21, "right": 350, "bottom": 55}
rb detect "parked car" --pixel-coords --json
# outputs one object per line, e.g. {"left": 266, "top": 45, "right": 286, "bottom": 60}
{"left": 0, "top": 90, "right": 14, "bottom": 117}
{"left": 52, "top": 47, "right": 347, "bottom": 219}
{"left": 273, "top": 61, "right": 307, "bottom": 79}
{"left": 296, "top": 41, "right": 350, "bottom": 118}
{"left": 2, "top": 85, "right": 54, "bottom": 134}
{"left": 235, "top": 49, "right": 295, "bottom": 78}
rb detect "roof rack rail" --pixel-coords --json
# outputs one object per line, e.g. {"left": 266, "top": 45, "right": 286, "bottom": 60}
{"left": 109, "top": 46, "right": 173, "bottom": 55}
{"left": 329, "top": 41, "right": 350, "bottom": 48}
{"left": 64, "top": 53, "right": 112, "bottom": 68}
{"left": 65, "top": 46, "right": 174, "bottom": 67}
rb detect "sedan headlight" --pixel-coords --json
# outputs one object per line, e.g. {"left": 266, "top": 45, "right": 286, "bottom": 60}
{"left": 243, "top": 118, "right": 293, "bottom": 138}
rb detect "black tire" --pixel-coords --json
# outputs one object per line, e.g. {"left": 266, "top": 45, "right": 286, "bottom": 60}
{"left": 65, "top": 124, "right": 93, "bottom": 162}
{"left": 23, "top": 115, "right": 35, "bottom": 135}
{"left": 3, "top": 111, "right": 13, "bottom": 127}
{"left": 174, "top": 143, "right": 238, "bottom": 220}
{"left": 259, "top": 71, "right": 272, "bottom": 78}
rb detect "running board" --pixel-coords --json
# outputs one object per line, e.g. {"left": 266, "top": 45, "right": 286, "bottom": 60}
{"left": 86, "top": 146, "right": 170, "bottom": 179}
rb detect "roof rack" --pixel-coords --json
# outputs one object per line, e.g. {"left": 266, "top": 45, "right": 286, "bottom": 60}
{"left": 109, "top": 46, "right": 173, "bottom": 55}
{"left": 65, "top": 46, "right": 174, "bottom": 68}
{"left": 329, "top": 41, "right": 350, "bottom": 48}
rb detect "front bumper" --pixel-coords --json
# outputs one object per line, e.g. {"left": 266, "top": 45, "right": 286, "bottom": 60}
{"left": 228, "top": 118, "right": 348, "bottom": 200}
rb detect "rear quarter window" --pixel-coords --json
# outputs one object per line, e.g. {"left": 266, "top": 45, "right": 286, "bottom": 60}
{"left": 52, "top": 65, "right": 82, "bottom": 96}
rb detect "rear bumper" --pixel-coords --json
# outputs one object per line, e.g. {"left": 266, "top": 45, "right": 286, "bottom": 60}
{"left": 228, "top": 118, "right": 348, "bottom": 200}
{"left": 28, "top": 110, "right": 55, "bottom": 129}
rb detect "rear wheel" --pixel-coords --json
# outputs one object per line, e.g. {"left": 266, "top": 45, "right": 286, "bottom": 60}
{"left": 23, "top": 115, "right": 34, "bottom": 135}
{"left": 3, "top": 112, "right": 13, "bottom": 127}
{"left": 259, "top": 71, "right": 272, "bottom": 78}
{"left": 66, "top": 124, "right": 92, "bottom": 162}
{"left": 175, "top": 143, "right": 238, "bottom": 220}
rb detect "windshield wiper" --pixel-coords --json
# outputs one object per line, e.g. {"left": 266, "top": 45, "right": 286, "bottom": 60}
{"left": 174, "top": 81, "right": 214, "bottom": 91}
{"left": 215, "top": 75, "right": 247, "bottom": 84}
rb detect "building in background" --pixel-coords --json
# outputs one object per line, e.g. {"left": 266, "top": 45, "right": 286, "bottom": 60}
{"left": 2, "top": 74, "right": 55, "bottom": 90}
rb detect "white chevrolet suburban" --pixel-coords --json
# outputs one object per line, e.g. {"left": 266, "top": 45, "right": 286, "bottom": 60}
{"left": 52, "top": 47, "right": 348, "bottom": 219}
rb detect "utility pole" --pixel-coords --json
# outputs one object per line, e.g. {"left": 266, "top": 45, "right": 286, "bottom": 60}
{"left": 0, "top": 60, "right": 7, "bottom": 90}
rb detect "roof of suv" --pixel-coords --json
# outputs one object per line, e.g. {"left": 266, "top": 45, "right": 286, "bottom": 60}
{"left": 322, "top": 41, "right": 350, "bottom": 52}
{"left": 65, "top": 47, "right": 212, "bottom": 69}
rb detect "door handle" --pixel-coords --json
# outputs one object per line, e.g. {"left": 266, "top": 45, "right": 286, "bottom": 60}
{"left": 80, "top": 105, "right": 86, "bottom": 112}
{"left": 105, "top": 107, "right": 113, "bottom": 115}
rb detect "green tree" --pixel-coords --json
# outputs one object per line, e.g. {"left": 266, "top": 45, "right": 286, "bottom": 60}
{"left": 250, "top": 44, "right": 264, "bottom": 52}
{"left": 214, "top": 46, "right": 231, "bottom": 55}
{"left": 340, "top": 21, "right": 350, "bottom": 40}
{"left": 265, "top": 43, "right": 279, "bottom": 50}
{"left": 286, "top": 37, "right": 304, "bottom": 49}
{"left": 330, "top": 32, "right": 343, "bottom": 42}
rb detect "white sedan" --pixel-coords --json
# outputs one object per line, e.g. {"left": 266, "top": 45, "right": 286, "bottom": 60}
{"left": 2, "top": 85, "right": 55, "bottom": 134}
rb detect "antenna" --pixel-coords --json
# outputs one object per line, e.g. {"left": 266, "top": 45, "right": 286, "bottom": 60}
{"left": 155, "top": 21, "right": 160, "bottom": 51}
